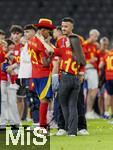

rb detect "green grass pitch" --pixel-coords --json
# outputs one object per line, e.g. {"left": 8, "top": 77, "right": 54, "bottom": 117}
{"left": 0, "top": 119, "right": 113, "bottom": 150}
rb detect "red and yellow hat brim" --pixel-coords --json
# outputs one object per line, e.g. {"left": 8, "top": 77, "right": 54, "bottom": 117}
{"left": 34, "top": 18, "right": 56, "bottom": 30}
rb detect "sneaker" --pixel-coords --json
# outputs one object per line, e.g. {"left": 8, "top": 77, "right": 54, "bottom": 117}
{"left": 101, "top": 114, "right": 110, "bottom": 119}
{"left": 103, "top": 112, "right": 111, "bottom": 119}
{"left": 85, "top": 111, "right": 95, "bottom": 119}
{"left": 77, "top": 129, "right": 89, "bottom": 136}
{"left": 86, "top": 111, "right": 100, "bottom": 119}
{"left": 56, "top": 129, "right": 67, "bottom": 136}
{"left": 26, "top": 117, "right": 33, "bottom": 122}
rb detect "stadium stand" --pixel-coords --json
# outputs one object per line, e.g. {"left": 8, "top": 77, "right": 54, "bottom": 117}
{"left": 0, "top": 0, "right": 113, "bottom": 39}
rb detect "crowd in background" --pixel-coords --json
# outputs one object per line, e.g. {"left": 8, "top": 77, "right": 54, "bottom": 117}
{"left": 0, "top": 17, "right": 113, "bottom": 136}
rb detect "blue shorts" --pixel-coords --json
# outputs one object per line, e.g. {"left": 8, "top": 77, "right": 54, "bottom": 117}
{"left": 2, "top": 63, "right": 9, "bottom": 72}
{"left": 105, "top": 80, "right": 113, "bottom": 95}
{"left": 33, "top": 77, "right": 53, "bottom": 100}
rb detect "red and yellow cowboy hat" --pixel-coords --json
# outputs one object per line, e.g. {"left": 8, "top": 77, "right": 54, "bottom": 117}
{"left": 34, "top": 18, "right": 56, "bottom": 30}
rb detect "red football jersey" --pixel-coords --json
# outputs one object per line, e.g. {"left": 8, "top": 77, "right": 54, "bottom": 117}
{"left": 55, "top": 36, "right": 85, "bottom": 75}
{"left": 13, "top": 43, "right": 21, "bottom": 63}
{"left": 0, "top": 50, "right": 7, "bottom": 81}
{"left": 54, "top": 47, "right": 79, "bottom": 75}
{"left": 56, "top": 35, "right": 84, "bottom": 48}
{"left": 83, "top": 40, "right": 98, "bottom": 68}
{"left": 97, "top": 49, "right": 108, "bottom": 62}
{"left": 56, "top": 36, "right": 68, "bottom": 48}
{"left": 102, "top": 50, "right": 113, "bottom": 80}
{"left": 0, "top": 49, "right": 6, "bottom": 63}
{"left": 28, "top": 36, "right": 51, "bottom": 78}
{"left": 55, "top": 36, "right": 80, "bottom": 75}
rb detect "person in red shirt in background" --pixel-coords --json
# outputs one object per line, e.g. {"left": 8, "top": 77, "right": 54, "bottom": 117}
{"left": 29, "top": 18, "right": 55, "bottom": 129}
{"left": 97, "top": 37, "right": 109, "bottom": 117}
{"left": 19, "top": 24, "right": 38, "bottom": 123}
{"left": 0, "top": 39, "right": 20, "bottom": 127}
{"left": 0, "top": 40, "right": 7, "bottom": 87}
{"left": 0, "top": 45, "right": 6, "bottom": 82}
{"left": 0, "top": 40, "right": 8, "bottom": 127}
{"left": 9, "top": 25, "right": 24, "bottom": 120}
{"left": 0, "top": 40, "right": 8, "bottom": 84}
{"left": 6, "top": 39, "right": 19, "bottom": 85}
{"left": 0, "top": 39, "right": 20, "bottom": 126}
{"left": 0, "top": 30, "right": 6, "bottom": 115}
{"left": 83, "top": 29, "right": 100, "bottom": 119}
{"left": 0, "top": 29, "right": 6, "bottom": 95}
{"left": 47, "top": 18, "right": 88, "bottom": 136}
{"left": 47, "top": 26, "right": 62, "bottom": 129}
{"left": 99, "top": 48, "right": 113, "bottom": 119}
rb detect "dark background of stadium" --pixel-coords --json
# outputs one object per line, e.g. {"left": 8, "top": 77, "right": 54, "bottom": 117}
{"left": 1, "top": 0, "right": 113, "bottom": 40}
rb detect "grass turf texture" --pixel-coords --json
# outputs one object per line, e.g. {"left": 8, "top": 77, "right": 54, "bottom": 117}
{"left": 50, "top": 119, "right": 113, "bottom": 150}
{"left": 0, "top": 119, "right": 113, "bottom": 150}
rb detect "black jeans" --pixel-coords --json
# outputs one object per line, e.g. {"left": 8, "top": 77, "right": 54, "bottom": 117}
{"left": 57, "top": 101, "right": 65, "bottom": 130}
{"left": 77, "top": 83, "right": 87, "bottom": 130}
{"left": 57, "top": 82, "right": 87, "bottom": 131}
{"left": 58, "top": 73, "right": 80, "bottom": 135}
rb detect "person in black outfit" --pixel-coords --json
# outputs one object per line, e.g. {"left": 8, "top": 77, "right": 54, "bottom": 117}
{"left": 56, "top": 17, "right": 89, "bottom": 136}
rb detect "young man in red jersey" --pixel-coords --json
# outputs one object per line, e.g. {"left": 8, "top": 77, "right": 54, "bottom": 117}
{"left": 99, "top": 48, "right": 113, "bottom": 119}
{"left": 83, "top": 29, "right": 100, "bottom": 119}
{"left": 19, "top": 24, "right": 38, "bottom": 123}
{"left": 0, "top": 39, "right": 20, "bottom": 127}
{"left": 0, "top": 40, "right": 8, "bottom": 125}
{"left": 0, "top": 29, "right": 6, "bottom": 114}
{"left": 52, "top": 17, "right": 86, "bottom": 136}
{"left": 28, "top": 19, "right": 55, "bottom": 129}
{"left": 97, "top": 37, "right": 109, "bottom": 117}
{"left": 9, "top": 25, "right": 24, "bottom": 120}
{"left": 45, "top": 17, "right": 88, "bottom": 136}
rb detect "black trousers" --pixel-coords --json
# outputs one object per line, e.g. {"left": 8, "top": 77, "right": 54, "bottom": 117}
{"left": 77, "top": 83, "right": 87, "bottom": 130}
{"left": 57, "top": 100, "right": 65, "bottom": 130}
{"left": 58, "top": 73, "right": 80, "bottom": 135}
{"left": 58, "top": 81, "right": 87, "bottom": 131}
